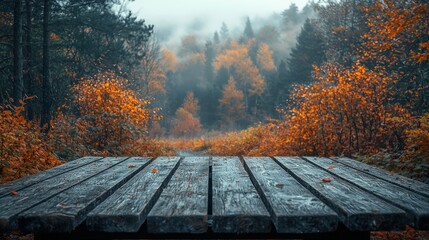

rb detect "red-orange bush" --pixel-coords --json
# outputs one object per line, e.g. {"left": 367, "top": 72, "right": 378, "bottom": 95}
{"left": 280, "top": 63, "right": 410, "bottom": 156}
{"left": 51, "top": 72, "right": 162, "bottom": 158}
{"left": 0, "top": 100, "right": 61, "bottom": 183}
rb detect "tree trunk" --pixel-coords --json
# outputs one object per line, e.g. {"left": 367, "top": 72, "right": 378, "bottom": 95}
{"left": 13, "top": 0, "right": 24, "bottom": 105}
{"left": 41, "top": 0, "right": 51, "bottom": 130}
{"left": 24, "top": 0, "right": 34, "bottom": 120}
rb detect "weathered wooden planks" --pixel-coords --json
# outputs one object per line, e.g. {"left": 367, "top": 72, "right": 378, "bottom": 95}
{"left": 211, "top": 156, "right": 271, "bottom": 233}
{"left": 0, "top": 157, "right": 102, "bottom": 198}
{"left": 0, "top": 157, "right": 127, "bottom": 231}
{"left": 86, "top": 157, "right": 181, "bottom": 232}
{"left": 18, "top": 157, "right": 150, "bottom": 233}
{"left": 332, "top": 157, "right": 429, "bottom": 198}
{"left": 147, "top": 157, "right": 209, "bottom": 233}
{"left": 274, "top": 157, "right": 406, "bottom": 231}
{"left": 243, "top": 157, "right": 338, "bottom": 233}
{"left": 305, "top": 156, "right": 429, "bottom": 229}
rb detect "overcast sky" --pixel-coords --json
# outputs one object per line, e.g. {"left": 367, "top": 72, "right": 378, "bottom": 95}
{"left": 127, "top": 0, "right": 310, "bottom": 46}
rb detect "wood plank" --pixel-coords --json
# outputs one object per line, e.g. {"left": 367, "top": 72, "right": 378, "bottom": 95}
{"left": 274, "top": 157, "right": 406, "bottom": 231}
{"left": 332, "top": 157, "right": 429, "bottom": 198}
{"left": 0, "top": 157, "right": 127, "bottom": 231}
{"left": 18, "top": 157, "right": 150, "bottom": 233}
{"left": 243, "top": 157, "right": 338, "bottom": 233}
{"left": 86, "top": 157, "right": 180, "bottom": 232}
{"left": 147, "top": 157, "right": 209, "bottom": 233}
{"left": 305, "top": 156, "right": 429, "bottom": 230}
{"left": 0, "top": 157, "right": 102, "bottom": 198}
{"left": 211, "top": 156, "right": 271, "bottom": 233}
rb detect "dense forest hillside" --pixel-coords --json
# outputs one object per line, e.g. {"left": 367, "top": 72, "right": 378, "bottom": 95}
{"left": 1, "top": 0, "right": 429, "bottom": 238}
{"left": 1, "top": 0, "right": 428, "bottom": 185}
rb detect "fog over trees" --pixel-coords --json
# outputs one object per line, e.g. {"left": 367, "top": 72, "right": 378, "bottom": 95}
{"left": 1, "top": 0, "right": 428, "bottom": 184}
{"left": 141, "top": 2, "right": 318, "bottom": 134}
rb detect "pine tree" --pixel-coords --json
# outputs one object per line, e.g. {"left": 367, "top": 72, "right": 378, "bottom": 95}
{"left": 220, "top": 22, "right": 229, "bottom": 42}
{"left": 13, "top": 0, "right": 23, "bottom": 105}
{"left": 275, "top": 60, "right": 289, "bottom": 106}
{"left": 281, "top": 3, "right": 299, "bottom": 29}
{"left": 286, "top": 19, "right": 325, "bottom": 85}
{"left": 242, "top": 17, "right": 254, "bottom": 41}
{"left": 213, "top": 31, "right": 220, "bottom": 45}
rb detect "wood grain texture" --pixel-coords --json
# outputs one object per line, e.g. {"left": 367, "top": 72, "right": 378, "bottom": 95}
{"left": 243, "top": 157, "right": 338, "bottom": 233}
{"left": 305, "top": 156, "right": 429, "bottom": 230}
{"left": 18, "top": 157, "right": 150, "bottom": 233}
{"left": 86, "top": 157, "right": 180, "bottom": 232}
{"left": 147, "top": 157, "right": 209, "bottom": 234}
{"left": 274, "top": 157, "right": 406, "bottom": 231}
{"left": 332, "top": 157, "right": 429, "bottom": 198}
{"left": 0, "top": 157, "right": 102, "bottom": 198}
{"left": 0, "top": 157, "right": 126, "bottom": 231}
{"left": 211, "top": 156, "right": 271, "bottom": 233}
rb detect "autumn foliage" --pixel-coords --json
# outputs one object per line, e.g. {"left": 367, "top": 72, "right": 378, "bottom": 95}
{"left": 175, "top": 0, "right": 429, "bottom": 169}
{"left": 169, "top": 92, "right": 202, "bottom": 137}
{"left": 281, "top": 63, "right": 410, "bottom": 156}
{"left": 0, "top": 100, "right": 61, "bottom": 183}
{"left": 214, "top": 40, "right": 265, "bottom": 97}
{"left": 218, "top": 77, "right": 245, "bottom": 128}
{"left": 51, "top": 72, "right": 162, "bottom": 158}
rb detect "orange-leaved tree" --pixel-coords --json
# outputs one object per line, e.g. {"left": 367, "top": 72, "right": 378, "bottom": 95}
{"left": 170, "top": 92, "right": 202, "bottom": 137}
{"left": 218, "top": 76, "right": 245, "bottom": 129}
{"left": 361, "top": 0, "right": 429, "bottom": 114}
{"left": 256, "top": 43, "right": 276, "bottom": 71}
{"left": 281, "top": 62, "right": 410, "bottom": 156}
{"left": 1, "top": 100, "right": 61, "bottom": 183}
{"left": 214, "top": 40, "right": 265, "bottom": 98}
{"left": 52, "top": 72, "right": 160, "bottom": 157}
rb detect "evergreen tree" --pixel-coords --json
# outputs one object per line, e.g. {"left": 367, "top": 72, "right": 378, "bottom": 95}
{"left": 202, "top": 40, "right": 217, "bottom": 126}
{"left": 282, "top": 3, "right": 299, "bottom": 28}
{"left": 242, "top": 17, "right": 254, "bottom": 41}
{"left": 286, "top": 19, "right": 325, "bottom": 85}
{"left": 13, "top": 0, "right": 23, "bottom": 105}
{"left": 220, "top": 22, "right": 229, "bottom": 42}
{"left": 213, "top": 31, "right": 220, "bottom": 45}
{"left": 275, "top": 60, "right": 290, "bottom": 106}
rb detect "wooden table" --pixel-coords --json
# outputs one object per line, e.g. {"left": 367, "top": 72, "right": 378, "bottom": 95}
{"left": 0, "top": 156, "right": 428, "bottom": 239}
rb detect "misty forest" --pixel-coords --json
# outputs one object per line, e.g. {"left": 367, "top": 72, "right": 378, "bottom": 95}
{"left": 1, "top": 0, "right": 429, "bottom": 193}
{"left": 1, "top": 0, "right": 429, "bottom": 238}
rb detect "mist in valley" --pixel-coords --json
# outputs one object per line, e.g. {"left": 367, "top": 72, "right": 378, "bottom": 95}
{"left": 127, "top": 1, "right": 320, "bottom": 137}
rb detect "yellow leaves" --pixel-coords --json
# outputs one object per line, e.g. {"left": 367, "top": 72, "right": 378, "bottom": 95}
{"left": 214, "top": 40, "right": 249, "bottom": 71}
{"left": 170, "top": 107, "right": 202, "bottom": 137}
{"left": 219, "top": 77, "right": 245, "bottom": 124}
{"left": 161, "top": 49, "right": 178, "bottom": 72}
{"left": 256, "top": 43, "right": 276, "bottom": 71}
{"left": 182, "top": 92, "right": 199, "bottom": 117}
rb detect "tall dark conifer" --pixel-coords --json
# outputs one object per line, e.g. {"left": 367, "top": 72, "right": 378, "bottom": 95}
{"left": 24, "top": 0, "right": 34, "bottom": 120}
{"left": 41, "top": 0, "right": 51, "bottom": 129}
{"left": 287, "top": 19, "right": 325, "bottom": 85}
{"left": 242, "top": 17, "right": 254, "bottom": 41}
{"left": 13, "top": 0, "right": 23, "bottom": 105}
